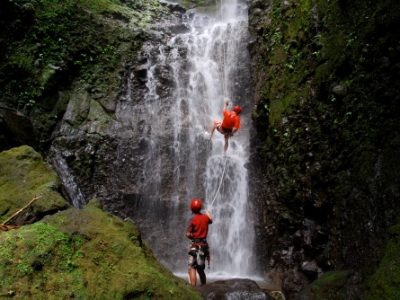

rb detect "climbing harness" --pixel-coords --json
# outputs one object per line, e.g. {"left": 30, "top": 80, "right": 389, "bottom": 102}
{"left": 209, "top": 156, "right": 228, "bottom": 208}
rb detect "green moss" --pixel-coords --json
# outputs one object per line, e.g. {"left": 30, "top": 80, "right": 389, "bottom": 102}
{"left": 181, "top": 0, "right": 215, "bottom": 8}
{"left": 269, "top": 96, "right": 292, "bottom": 125}
{"left": 363, "top": 224, "right": 400, "bottom": 300}
{"left": 302, "top": 271, "right": 352, "bottom": 300}
{"left": 250, "top": 0, "right": 317, "bottom": 127}
{"left": 269, "top": 46, "right": 287, "bottom": 65}
{"left": 250, "top": 0, "right": 400, "bottom": 198}
{"left": 0, "top": 145, "right": 69, "bottom": 224}
{"left": 0, "top": 0, "right": 166, "bottom": 150}
{"left": 85, "top": 99, "right": 113, "bottom": 133}
{"left": 0, "top": 222, "right": 86, "bottom": 298}
{"left": 250, "top": 0, "right": 400, "bottom": 290}
{"left": 0, "top": 200, "right": 201, "bottom": 299}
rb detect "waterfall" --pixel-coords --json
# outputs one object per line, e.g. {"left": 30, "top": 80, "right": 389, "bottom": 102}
{"left": 50, "top": 147, "right": 86, "bottom": 209}
{"left": 113, "top": 0, "right": 255, "bottom": 277}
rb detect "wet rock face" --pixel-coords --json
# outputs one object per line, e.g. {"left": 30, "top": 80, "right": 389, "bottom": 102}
{"left": 296, "top": 270, "right": 355, "bottom": 300}
{"left": 248, "top": 0, "right": 400, "bottom": 298}
{"left": 49, "top": 3, "right": 202, "bottom": 269}
{"left": 0, "top": 108, "right": 35, "bottom": 151}
{"left": 198, "top": 279, "right": 270, "bottom": 300}
{"left": 51, "top": 0, "right": 255, "bottom": 274}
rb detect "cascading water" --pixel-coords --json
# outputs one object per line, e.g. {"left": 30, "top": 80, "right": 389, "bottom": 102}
{"left": 122, "top": 0, "right": 256, "bottom": 277}
{"left": 49, "top": 0, "right": 255, "bottom": 279}
{"left": 201, "top": 1, "right": 254, "bottom": 277}
{"left": 50, "top": 148, "right": 86, "bottom": 208}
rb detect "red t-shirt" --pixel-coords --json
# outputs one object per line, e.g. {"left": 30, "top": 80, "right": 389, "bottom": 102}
{"left": 187, "top": 213, "right": 212, "bottom": 239}
{"left": 221, "top": 110, "right": 240, "bottom": 130}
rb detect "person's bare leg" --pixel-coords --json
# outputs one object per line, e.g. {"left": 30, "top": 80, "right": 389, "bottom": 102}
{"left": 224, "top": 136, "right": 229, "bottom": 152}
{"left": 197, "top": 268, "right": 206, "bottom": 285}
{"left": 188, "top": 267, "right": 197, "bottom": 286}
{"left": 210, "top": 121, "right": 218, "bottom": 139}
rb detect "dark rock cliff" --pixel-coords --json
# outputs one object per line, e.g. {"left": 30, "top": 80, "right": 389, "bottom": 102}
{"left": 248, "top": 0, "right": 400, "bottom": 298}
{"left": 2, "top": 0, "right": 400, "bottom": 298}
{"left": 0, "top": 0, "right": 191, "bottom": 272}
{"left": 0, "top": 0, "right": 166, "bottom": 152}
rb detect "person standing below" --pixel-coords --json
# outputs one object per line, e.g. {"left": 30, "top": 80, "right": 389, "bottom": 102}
{"left": 210, "top": 99, "right": 242, "bottom": 152}
{"left": 186, "top": 198, "right": 213, "bottom": 286}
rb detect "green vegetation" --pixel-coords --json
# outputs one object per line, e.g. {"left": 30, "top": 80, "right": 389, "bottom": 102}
{"left": 180, "top": 0, "right": 215, "bottom": 9}
{"left": 0, "top": 0, "right": 166, "bottom": 149}
{"left": 0, "top": 145, "right": 69, "bottom": 224}
{"left": 251, "top": 0, "right": 316, "bottom": 126}
{"left": 301, "top": 271, "right": 352, "bottom": 300}
{"left": 0, "top": 222, "right": 86, "bottom": 298}
{"left": 0, "top": 146, "right": 200, "bottom": 299}
{"left": 363, "top": 224, "right": 400, "bottom": 300}
{"left": 250, "top": 0, "right": 400, "bottom": 224}
{"left": 0, "top": 200, "right": 201, "bottom": 299}
{"left": 249, "top": 0, "right": 400, "bottom": 295}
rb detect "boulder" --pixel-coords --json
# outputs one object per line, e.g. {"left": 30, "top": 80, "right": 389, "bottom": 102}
{"left": 331, "top": 85, "right": 348, "bottom": 97}
{"left": 0, "top": 145, "right": 69, "bottom": 225}
{"left": 300, "top": 261, "right": 320, "bottom": 280}
{"left": 0, "top": 199, "right": 202, "bottom": 299}
{"left": 297, "top": 271, "right": 352, "bottom": 300}
{"left": 198, "top": 279, "right": 270, "bottom": 299}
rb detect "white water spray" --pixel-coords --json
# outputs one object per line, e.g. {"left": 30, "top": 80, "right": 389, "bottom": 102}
{"left": 170, "top": 0, "right": 255, "bottom": 276}
{"left": 115, "top": 0, "right": 256, "bottom": 277}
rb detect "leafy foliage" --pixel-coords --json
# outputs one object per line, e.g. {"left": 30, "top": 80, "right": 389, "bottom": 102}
{"left": 249, "top": 0, "right": 400, "bottom": 292}
{"left": 0, "top": 0, "right": 164, "bottom": 150}
{"left": 0, "top": 203, "right": 202, "bottom": 299}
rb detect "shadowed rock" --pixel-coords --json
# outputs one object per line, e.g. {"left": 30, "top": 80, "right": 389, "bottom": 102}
{"left": 197, "top": 279, "right": 270, "bottom": 300}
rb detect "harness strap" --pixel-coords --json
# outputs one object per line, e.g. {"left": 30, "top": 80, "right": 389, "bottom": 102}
{"left": 191, "top": 239, "right": 208, "bottom": 248}
{"left": 191, "top": 238, "right": 207, "bottom": 243}
{"left": 191, "top": 242, "right": 208, "bottom": 247}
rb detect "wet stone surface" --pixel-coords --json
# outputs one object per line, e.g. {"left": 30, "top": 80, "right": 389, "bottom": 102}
{"left": 198, "top": 279, "right": 270, "bottom": 300}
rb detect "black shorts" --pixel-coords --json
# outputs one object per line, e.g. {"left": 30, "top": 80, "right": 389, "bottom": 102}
{"left": 188, "top": 245, "right": 209, "bottom": 269}
{"left": 216, "top": 123, "right": 233, "bottom": 137}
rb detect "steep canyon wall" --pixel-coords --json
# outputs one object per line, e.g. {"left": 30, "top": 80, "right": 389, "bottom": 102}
{"left": 2, "top": 0, "right": 400, "bottom": 298}
{"left": 248, "top": 0, "right": 400, "bottom": 298}
{"left": 35, "top": 0, "right": 256, "bottom": 276}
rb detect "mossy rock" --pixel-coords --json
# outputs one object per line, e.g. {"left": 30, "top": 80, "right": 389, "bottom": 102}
{"left": 0, "top": 0, "right": 167, "bottom": 151}
{"left": 299, "top": 271, "right": 352, "bottom": 300}
{"left": 0, "top": 199, "right": 201, "bottom": 299}
{"left": 249, "top": 0, "right": 400, "bottom": 285}
{"left": 0, "top": 145, "right": 69, "bottom": 225}
{"left": 362, "top": 223, "right": 400, "bottom": 300}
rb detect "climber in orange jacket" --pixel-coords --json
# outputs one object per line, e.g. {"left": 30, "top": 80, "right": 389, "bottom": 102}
{"left": 210, "top": 99, "right": 242, "bottom": 152}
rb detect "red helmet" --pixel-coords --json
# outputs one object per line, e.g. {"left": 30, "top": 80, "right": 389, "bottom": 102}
{"left": 233, "top": 105, "right": 242, "bottom": 114}
{"left": 190, "top": 198, "right": 202, "bottom": 213}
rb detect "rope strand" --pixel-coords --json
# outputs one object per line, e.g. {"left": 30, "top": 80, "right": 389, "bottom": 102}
{"left": 209, "top": 156, "right": 228, "bottom": 208}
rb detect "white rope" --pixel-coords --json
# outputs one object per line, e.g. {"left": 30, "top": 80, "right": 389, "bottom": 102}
{"left": 209, "top": 156, "right": 228, "bottom": 208}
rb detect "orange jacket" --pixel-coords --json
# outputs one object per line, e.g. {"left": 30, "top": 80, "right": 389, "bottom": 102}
{"left": 221, "top": 110, "right": 240, "bottom": 130}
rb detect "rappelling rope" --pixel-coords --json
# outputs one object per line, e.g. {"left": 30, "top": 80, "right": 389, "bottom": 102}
{"left": 209, "top": 155, "right": 228, "bottom": 208}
